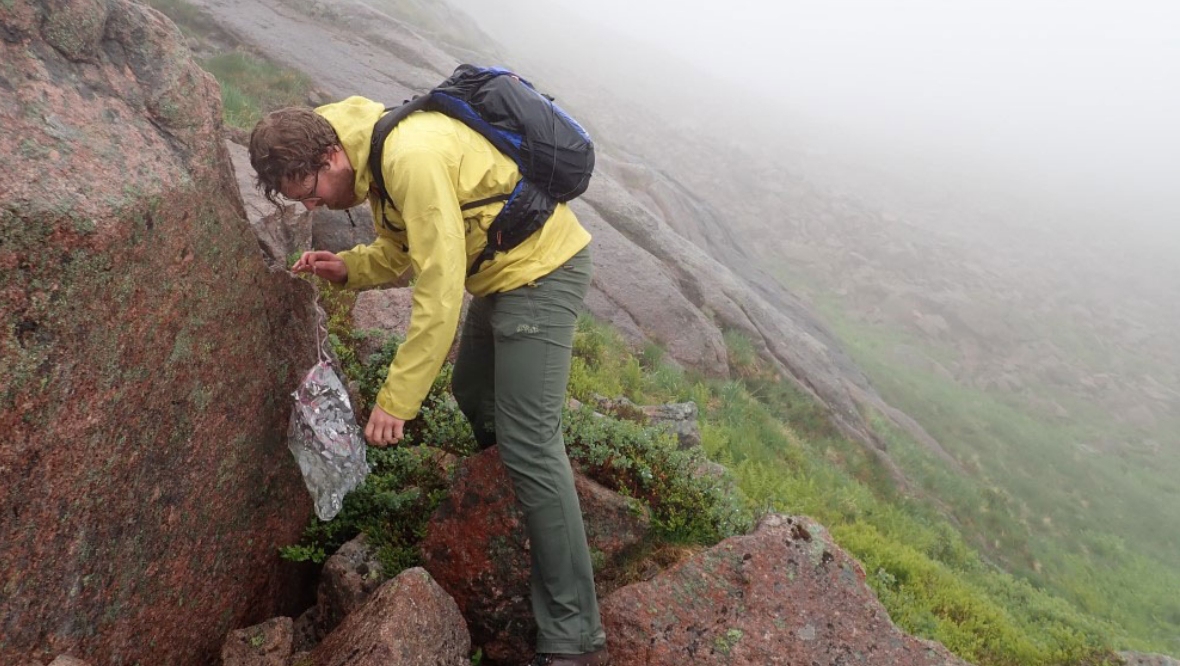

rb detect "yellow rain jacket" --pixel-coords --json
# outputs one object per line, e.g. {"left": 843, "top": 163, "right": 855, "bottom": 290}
{"left": 317, "top": 96, "right": 592, "bottom": 420}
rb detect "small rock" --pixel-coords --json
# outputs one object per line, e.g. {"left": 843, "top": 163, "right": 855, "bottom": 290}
{"left": 220, "top": 617, "right": 293, "bottom": 666}
{"left": 310, "top": 568, "right": 470, "bottom": 666}
{"left": 317, "top": 534, "right": 385, "bottom": 635}
{"left": 352, "top": 288, "right": 469, "bottom": 362}
{"left": 591, "top": 395, "right": 702, "bottom": 450}
{"left": 312, "top": 207, "right": 377, "bottom": 254}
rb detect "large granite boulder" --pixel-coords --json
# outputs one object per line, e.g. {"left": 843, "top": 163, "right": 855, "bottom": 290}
{"left": 0, "top": 2, "right": 317, "bottom": 663}
{"left": 310, "top": 207, "right": 377, "bottom": 255}
{"left": 602, "top": 514, "right": 974, "bottom": 666}
{"left": 420, "top": 447, "right": 651, "bottom": 666}
{"left": 315, "top": 534, "right": 385, "bottom": 637}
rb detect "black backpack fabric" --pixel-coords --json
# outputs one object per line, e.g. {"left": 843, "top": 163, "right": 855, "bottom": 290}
{"left": 367, "top": 64, "right": 595, "bottom": 275}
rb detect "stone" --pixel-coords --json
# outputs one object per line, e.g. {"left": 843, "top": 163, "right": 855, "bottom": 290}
{"left": 47, "top": 658, "right": 91, "bottom": 666}
{"left": 590, "top": 396, "right": 702, "bottom": 450}
{"left": 351, "top": 287, "right": 469, "bottom": 363}
{"left": 309, "top": 568, "right": 470, "bottom": 666}
{"left": 316, "top": 535, "right": 385, "bottom": 636}
{"left": 420, "top": 447, "right": 650, "bottom": 665}
{"left": 602, "top": 514, "right": 973, "bottom": 666}
{"left": 220, "top": 617, "right": 294, "bottom": 666}
{"left": 1119, "top": 652, "right": 1180, "bottom": 666}
{"left": 312, "top": 207, "right": 377, "bottom": 255}
{"left": 0, "top": 2, "right": 317, "bottom": 663}
{"left": 42, "top": 0, "right": 109, "bottom": 62}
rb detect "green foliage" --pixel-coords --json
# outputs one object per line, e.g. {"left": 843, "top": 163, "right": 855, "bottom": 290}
{"left": 722, "top": 329, "right": 759, "bottom": 378}
{"left": 280, "top": 326, "right": 469, "bottom": 575}
{"left": 276, "top": 292, "right": 1151, "bottom": 665}
{"left": 564, "top": 405, "right": 751, "bottom": 543}
{"left": 837, "top": 522, "right": 1120, "bottom": 666}
{"left": 202, "top": 51, "right": 312, "bottom": 129}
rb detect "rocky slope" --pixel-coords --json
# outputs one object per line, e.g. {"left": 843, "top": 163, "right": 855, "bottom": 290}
{"left": 213, "top": 447, "right": 974, "bottom": 666}
{"left": 0, "top": 1, "right": 320, "bottom": 663}
{"left": 179, "top": 0, "right": 961, "bottom": 476}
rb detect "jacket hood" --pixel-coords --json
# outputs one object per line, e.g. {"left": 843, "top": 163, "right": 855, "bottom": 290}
{"left": 315, "top": 96, "right": 385, "bottom": 205}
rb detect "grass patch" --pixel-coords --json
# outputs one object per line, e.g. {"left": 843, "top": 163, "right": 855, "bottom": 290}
{"left": 202, "top": 51, "right": 312, "bottom": 129}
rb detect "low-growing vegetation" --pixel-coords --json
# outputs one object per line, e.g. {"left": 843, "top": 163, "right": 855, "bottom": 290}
{"left": 280, "top": 285, "right": 748, "bottom": 576}
{"left": 280, "top": 283, "right": 1127, "bottom": 665}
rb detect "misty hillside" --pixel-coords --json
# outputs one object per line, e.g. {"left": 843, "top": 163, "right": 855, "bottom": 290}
{"left": 3, "top": 0, "right": 1178, "bottom": 663}
{"left": 416, "top": 0, "right": 1180, "bottom": 656}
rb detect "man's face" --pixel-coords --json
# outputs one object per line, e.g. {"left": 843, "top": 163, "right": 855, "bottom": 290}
{"left": 278, "top": 147, "right": 356, "bottom": 211}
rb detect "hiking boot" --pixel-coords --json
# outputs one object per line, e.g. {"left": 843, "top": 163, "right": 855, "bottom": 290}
{"left": 528, "top": 648, "right": 610, "bottom": 666}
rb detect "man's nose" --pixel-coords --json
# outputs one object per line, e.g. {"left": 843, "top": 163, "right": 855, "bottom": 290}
{"left": 302, "top": 200, "right": 320, "bottom": 212}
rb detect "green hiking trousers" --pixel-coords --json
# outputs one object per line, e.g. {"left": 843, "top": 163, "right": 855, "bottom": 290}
{"left": 451, "top": 246, "right": 606, "bottom": 654}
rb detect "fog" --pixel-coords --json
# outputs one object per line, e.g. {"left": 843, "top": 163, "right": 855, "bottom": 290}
{"left": 457, "top": 0, "right": 1179, "bottom": 248}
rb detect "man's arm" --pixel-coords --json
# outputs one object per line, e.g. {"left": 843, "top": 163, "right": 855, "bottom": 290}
{"left": 336, "top": 235, "right": 411, "bottom": 290}
{"left": 372, "top": 143, "right": 467, "bottom": 423}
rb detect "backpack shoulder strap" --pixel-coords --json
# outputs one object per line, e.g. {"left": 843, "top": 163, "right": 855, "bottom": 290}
{"left": 368, "top": 95, "right": 433, "bottom": 207}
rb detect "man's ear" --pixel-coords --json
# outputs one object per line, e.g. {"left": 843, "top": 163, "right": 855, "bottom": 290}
{"left": 327, "top": 144, "right": 348, "bottom": 168}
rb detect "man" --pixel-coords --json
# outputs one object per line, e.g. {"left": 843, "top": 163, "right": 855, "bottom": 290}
{"left": 248, "top": 97, "right": 608, "bottom": 666}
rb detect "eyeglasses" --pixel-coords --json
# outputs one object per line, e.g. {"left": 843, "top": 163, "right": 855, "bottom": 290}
{"left": 282, "top": 168, "right": 323, "bottom": 207}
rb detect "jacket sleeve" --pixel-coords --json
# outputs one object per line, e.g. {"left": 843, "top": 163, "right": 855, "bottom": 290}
{"left": 337, "top": 233, "right": 411, "bottom": 290}
{"left": 373, "top": 144, "right": 467, "bottom": 420}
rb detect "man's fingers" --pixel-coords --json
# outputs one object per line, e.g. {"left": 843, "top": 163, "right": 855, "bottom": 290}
{"left": 365, "top": 418, "right": 383, "bottom": 447}
{"left": 393, "top": 420, "right": 404, "bottom": 443}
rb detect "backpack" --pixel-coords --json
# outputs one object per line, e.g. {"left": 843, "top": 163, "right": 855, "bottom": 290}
{"left": 368, "top": 64, "right": 595, "bottom": 275}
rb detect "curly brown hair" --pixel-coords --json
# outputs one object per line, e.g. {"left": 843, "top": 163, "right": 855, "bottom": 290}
{"left": 249, "top": 107, "right": 340, "bottom": 206}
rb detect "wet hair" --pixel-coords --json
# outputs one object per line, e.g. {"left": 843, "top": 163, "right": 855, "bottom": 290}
{"left": 248, "top": 107, "right": 340, "bottom": 206}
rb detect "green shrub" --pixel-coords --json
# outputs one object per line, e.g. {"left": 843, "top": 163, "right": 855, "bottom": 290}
{"left": 564, "top": 405, "right": 751, "bottom": 543}
{"left": 280, "top": 335, "right": 469, "bottom": 575}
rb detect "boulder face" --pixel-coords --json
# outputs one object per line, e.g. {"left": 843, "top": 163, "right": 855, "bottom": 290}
{"left": 420, "top": 447, "right": 651, "bottom": 666}
{"left": 602, "top": 514, "right": 974, "bottom": 666}
{"left": 0, "top": 2, "right": 317, "bottom": 664}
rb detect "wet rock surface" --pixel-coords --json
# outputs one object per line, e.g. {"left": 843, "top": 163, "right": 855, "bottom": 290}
{"left": 602, "top": 514, "right": 974, "bottom": 666}
{"left": 420, "top": 447, "right": 650, "bottom": 666}
{"left": 315, "top": 534, "right": 385, "bottom": 637}
{"left": 0, "top": 1, "right": 317, "bottom": 663}
{"left": 221, "top": 617, "right": 294, "bottom": 666}
{"left": 227, "top": 139, "right": 312, "bottom": 267}
{"left": 308, "top": 567, "right": 470, "bottom": 666}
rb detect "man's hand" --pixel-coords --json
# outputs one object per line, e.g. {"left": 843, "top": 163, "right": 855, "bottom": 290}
{"left": 292, "top": 251, "right": 348, "bottom": 284}
{"left": 364, "top": 405, "right": 405, "bottom": 447}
